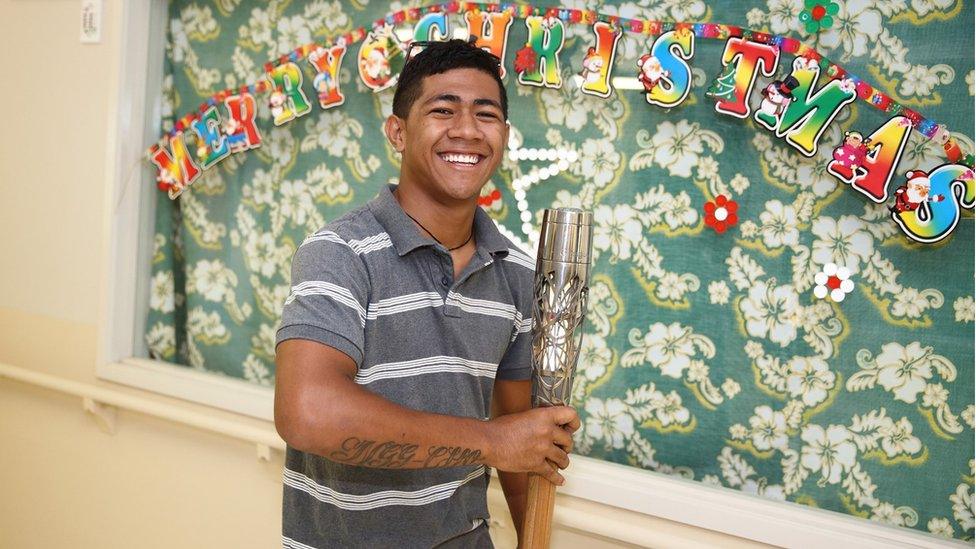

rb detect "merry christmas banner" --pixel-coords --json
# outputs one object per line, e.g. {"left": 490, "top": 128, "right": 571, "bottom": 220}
{"left": 148, "top": 3, "right": 974, "bottom": 244}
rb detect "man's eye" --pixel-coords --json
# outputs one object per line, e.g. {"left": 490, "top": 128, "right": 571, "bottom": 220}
{"left": 431, "top": 108, "right": 452, "bottom": 115}
{"left": 478, "top": 112, "right": 500, "bottom": 119}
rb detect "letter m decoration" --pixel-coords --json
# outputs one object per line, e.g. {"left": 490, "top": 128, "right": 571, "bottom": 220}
{"left": 149, "top": 131, "right": 201, "bottom": 199}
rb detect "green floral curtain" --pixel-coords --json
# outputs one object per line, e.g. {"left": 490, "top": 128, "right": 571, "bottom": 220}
{"left": 146, "top": 0, "right": 974, "bottom": 540}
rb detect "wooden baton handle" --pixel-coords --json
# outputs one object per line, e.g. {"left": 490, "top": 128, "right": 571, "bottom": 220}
{"left": 520, "top": 473, "right": 557, "bottom": 548}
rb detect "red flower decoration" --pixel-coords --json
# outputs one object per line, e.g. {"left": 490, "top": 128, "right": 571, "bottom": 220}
{"left": 703, "top": 194, "right": 739, "bottom": 233}
{"left": 514, "top": 45, "right": 537, "bottom": 74}
{"left": 478, "top": 189, "right": 502, "bottom": 207}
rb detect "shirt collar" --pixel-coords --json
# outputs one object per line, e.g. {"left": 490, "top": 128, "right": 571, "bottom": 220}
{"left": 368, "top": 184, "right": 511, "bottom": 257}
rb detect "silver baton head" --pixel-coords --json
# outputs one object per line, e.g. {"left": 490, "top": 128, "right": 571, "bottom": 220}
{"left": 530, "top": 208, "right": 593, "bottom": 408}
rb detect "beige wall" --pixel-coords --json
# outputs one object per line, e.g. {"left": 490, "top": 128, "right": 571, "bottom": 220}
{"left": 0, "top": 0, "right": 107, "bottom": 324}
{"left": 0, "top": 2, "right": 291, "bottom": 547}
{"left": 0, "top": 2, "right": 766, "bottom": 548}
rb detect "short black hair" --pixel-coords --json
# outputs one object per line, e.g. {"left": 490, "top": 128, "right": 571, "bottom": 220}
{"left": 392, "top": 38, "right": 508, "bottom": 120}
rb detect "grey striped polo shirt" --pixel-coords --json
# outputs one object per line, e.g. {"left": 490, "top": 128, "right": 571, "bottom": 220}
{"left": 276, "top": 184, "right": 535, "bottom": 548}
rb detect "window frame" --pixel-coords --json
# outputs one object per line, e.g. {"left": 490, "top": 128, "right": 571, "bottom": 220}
{"left": 96, "top": 0, "right": 275, "bottom": 420}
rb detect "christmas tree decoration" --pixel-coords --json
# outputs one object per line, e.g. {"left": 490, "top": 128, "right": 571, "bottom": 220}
{"left": 706, "top": 63, "right": 738, "bottom": 103}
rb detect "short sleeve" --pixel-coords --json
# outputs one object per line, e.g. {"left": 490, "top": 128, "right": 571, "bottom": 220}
{"left": 495, "top": 274, "right": 533, "bottom": 381}
{"left": 275, "top": 233, "right": 370, "bottom": 367}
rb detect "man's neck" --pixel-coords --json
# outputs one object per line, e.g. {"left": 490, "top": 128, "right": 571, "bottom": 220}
{"left": 393, "top": 183, "right": 477, "bottom": 249}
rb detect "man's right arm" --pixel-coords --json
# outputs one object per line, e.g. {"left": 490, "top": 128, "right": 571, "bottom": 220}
{"left": 274, "top": 339, "right": 578, "bottom": 484}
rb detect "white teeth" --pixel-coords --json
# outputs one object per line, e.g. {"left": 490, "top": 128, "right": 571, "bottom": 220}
{"left": 441, "top": 153, "right": 480, "bottom": 165}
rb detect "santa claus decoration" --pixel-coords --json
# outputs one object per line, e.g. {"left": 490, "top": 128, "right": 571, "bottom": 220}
{"left": 890, "top": 170, "right": 945, "bottom": 214}
{"left": 637, "top": 53, "right": 669, "bottom": 93}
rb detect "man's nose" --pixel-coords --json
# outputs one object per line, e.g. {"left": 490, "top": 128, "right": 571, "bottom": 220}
{"left": 447, "top": 111, "right": 482, "bottom": 140}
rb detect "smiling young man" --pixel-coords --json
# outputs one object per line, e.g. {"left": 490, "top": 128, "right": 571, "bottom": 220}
{"left": 274, "top": 39, "right": 580, "bottom": 548}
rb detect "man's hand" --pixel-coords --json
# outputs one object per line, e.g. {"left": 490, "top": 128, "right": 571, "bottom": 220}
{"left": 484, "top": 406, "right": 580, "bottom": 485}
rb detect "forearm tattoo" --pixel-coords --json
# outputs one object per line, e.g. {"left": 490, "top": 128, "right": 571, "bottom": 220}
{"left": 330, "top": 437, "right": 483, "bottom": 469}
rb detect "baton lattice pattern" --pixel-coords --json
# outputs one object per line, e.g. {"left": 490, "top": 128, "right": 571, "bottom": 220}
{"left": 531, "top": 269, "right": 589, "bottom": 407}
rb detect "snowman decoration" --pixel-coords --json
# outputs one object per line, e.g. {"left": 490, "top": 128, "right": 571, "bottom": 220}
{"left": 269, "top": 90, "right": 287, "bottom": 121}
{"left": 579, "top": 47, "right": 604, "bottom": 85}
{"left": 759, "top": 76, "right": 799, "bottom": 119}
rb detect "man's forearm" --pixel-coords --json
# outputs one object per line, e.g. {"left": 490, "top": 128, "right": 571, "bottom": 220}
{"left": 289, "top": 377, "right": 492, "bottom": 469}
{"left": 276, "top": 341, "right": 576, "bottom": 482}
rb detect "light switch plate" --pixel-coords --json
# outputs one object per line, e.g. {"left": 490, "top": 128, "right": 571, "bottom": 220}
{"left": 80, "top": 0, "right": 103, "bottom": 44}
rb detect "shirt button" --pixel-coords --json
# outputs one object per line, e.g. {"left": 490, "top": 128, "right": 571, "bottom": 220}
{"left": 441, "top": 276, "right": 450, "bottom": 286}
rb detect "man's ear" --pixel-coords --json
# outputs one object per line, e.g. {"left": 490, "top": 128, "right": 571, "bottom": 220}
{"left": 384, "top": 115, "right": 406, "bottom": 153}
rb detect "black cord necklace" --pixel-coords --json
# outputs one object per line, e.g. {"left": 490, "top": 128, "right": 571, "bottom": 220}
{"left": 401, "top": 209, "right": 473, "bottom": 251}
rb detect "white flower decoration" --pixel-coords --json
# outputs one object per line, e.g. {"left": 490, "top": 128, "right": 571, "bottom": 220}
{"left": 708, "top": 280, "right": 731, "bottom": 304}
{"left": 648, "top": 120, "right": 722, "bottom": 179}
{"left": 592, "top": 204, "right": 643, "bottom": 262}
{"left": 759, "top": 199, "right": 800, "bottom": 249}
{"left": 891, "top": 288, "right": 925, "bottom": 318}
{"left": 584, "top": 397, "right": 635, "bottom": 450}
{"left": 879, "top": 417, "right": 922, "bottom": 457}
{"left": 871, "top": 502, "right": 907, "bottom": 526}
{"left": 722, "top": 378, "right": 741, "bottom": 399}
{"left": 954, "top": 296, "right": 974, "bottom": 322}
{"left": 579, "top": 138, "right": 621, "bottom": 189}
{"left": 150, "top": 270, "right": 176, "bottom": 313}
{"left": 729, "top": 173, "right": 751, "bottom": 195}
{"left": 656, "top": 391, "right": 691, "bottom": 426}
{"left": 275, "top": 15, "right": 312, "bottom": 57}
{"left": 749, "top": 405, "right": 789, "bottom": 451}
{"left": 813, "top": 262, "right": 855, "bottom": 302}
{"left": 739, "top": 281, "right": 801, "bottom": 347}
{"left": 875, "top": 342, "right": 934, "bottom": 403}
{"left": 921, "top": 383, "right": 949, "bottom": 408}
{"left": 800, "top": 424, "right": 856, "bottom": 484}
{"left": 786, "top": 357, "right": 836, "bottom": 407}
{"left": 927, "top": 517, "right": 954, "bottom": 538}
{"left": 729, "top": 424, "right": 750, "bottom": 439}
{"left": 243, "top": 353, "right": 273, "bottom": 386}
{"left": 950, "top": 484, "right": 974, "bottom": 531}
{"left": 962, "top": 405, "right": 974, "bottom": 428}
{"left": 627, "top": 322, "right": 696, "bottom": 378}
{"left": 811, "top": 215, "right": 874, "bottom": 274}
{"left": 766, "top": 0, "right": 803, "bottom": 34}
{"left": 188, "top": 260, "right": 236, "bottom": 302}
{"left": 815, "top": 0, "right": 883, "bottom": 62}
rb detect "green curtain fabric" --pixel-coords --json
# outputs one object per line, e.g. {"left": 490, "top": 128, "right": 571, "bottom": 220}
{"left": 146, "top": 0, "right": 974, "bottom": 540}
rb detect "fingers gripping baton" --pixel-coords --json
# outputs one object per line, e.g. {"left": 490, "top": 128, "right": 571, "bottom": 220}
{"left": 521, "top": 208, "right": 592, "bottom": 549}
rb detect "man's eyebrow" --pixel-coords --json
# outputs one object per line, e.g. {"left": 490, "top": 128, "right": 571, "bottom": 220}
{"left": 423, "top": 94, "right": 503, "bottom": 110}
{"left": 474, "top": 98, "right": 503, "bottom": 110}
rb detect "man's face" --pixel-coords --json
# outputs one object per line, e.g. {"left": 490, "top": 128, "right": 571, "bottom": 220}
{"left": 386, "top": 68, "right": 508, "bottom": 203}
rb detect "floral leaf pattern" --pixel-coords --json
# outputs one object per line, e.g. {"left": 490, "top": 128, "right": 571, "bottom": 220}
{"left": 147, "top": 0, "right": 974, "bottom": 540}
